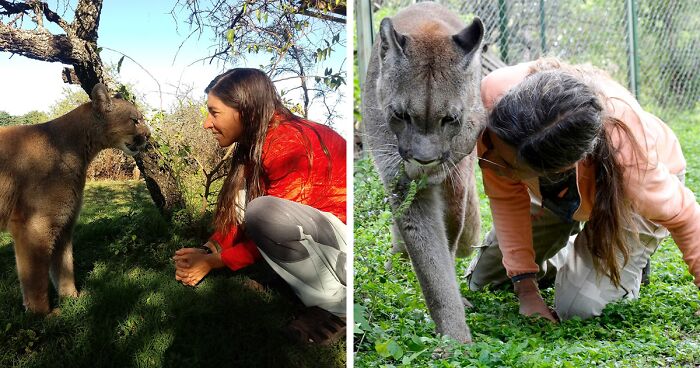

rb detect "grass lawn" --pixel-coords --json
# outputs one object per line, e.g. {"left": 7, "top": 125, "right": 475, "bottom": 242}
{"left": 0, "top": 180, "right": 345, "bottom": 368}
{"left": 354, "top": 110, "right": 700, "bottom": 367}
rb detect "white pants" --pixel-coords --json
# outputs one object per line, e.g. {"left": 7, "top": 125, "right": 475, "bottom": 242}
{"left": 245, "top": 196, "right": 347, "bottom": 317}
{"left": 465, "top": 173, "right": 680, "bottom": 320}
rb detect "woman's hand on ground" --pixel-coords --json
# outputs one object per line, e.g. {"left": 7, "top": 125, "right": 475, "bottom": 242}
{"left": 173, "top": 247, "right": 218, "bottom": 286}
{"left": 514, "top": 277, "right": 559, "bottom": 323}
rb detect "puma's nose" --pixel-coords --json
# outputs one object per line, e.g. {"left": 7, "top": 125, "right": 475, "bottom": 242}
{"left": 141, "top": 125, "right": 151, "bottom": 140}
{"left": 411, "top": 150, "right": 448, "bottom": 167}
{"left": 134, "top": 134, "right": 146, "bottom": 146}
{"left": 413, "top": 157, "right": 439, "bottom": 166}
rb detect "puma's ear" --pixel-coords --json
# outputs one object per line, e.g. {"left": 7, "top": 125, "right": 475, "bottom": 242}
{"left": 91, "top": 83, "right": 113, "bottom": 117}
{"left": 379, "top": 18, "right": 407, "bottom": 60}
{"left": 453, "top": 17, "right": 484, "bottom": 56}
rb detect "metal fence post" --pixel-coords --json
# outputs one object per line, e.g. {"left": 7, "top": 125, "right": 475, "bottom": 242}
{"left": 626, "top": 0, "right": 641, "bottom": 100}
{"left": 539, "top": 0, "right": 547, "bottom": 55}
{"left": 498, "top": 0, "right": 509, "bottom": 64}
{"left": 356, "top": 0, "right": 374, "bottom": 91}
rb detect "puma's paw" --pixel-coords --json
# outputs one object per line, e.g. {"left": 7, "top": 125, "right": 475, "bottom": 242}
{"left": 384, "top": 259, "right": 394, "bottom": 272}
{"left": 59, "top": 287, "right": 79, "bottom": 298}
{"left": 462, "top": 297, "right": 473, "bottom": 309}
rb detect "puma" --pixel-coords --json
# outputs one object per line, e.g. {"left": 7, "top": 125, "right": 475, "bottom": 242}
{"left": 361, "top": 2, "right": 485, "bottom": 342}
{"left": 0, "top": 84, "right": 150, "bottom": 314}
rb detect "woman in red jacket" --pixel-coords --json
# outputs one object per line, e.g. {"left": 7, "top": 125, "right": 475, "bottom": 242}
{"left": 172, "top": 68, "right": 347, "bottom": 344}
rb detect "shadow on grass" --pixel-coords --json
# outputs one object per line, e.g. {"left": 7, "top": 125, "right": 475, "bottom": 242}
{"left": 0, "top": 180, "right": 345, "bottom": 368}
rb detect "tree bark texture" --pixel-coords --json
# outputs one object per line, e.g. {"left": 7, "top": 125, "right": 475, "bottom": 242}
{"left": 134, "top": 142, "right": 186, "bottom": 218}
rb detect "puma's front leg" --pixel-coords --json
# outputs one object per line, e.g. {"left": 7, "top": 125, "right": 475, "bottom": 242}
{"left": 10, "top": 223, "right": 52, "bottom": 314}
{"left": 396, "top": 185, "right": 471, "bottom": 343}
{"left": 50, "top": 231, "right": 78, "bottom": 298}
{"left": 384, "top": 220, "right": 407, "bottom": 271}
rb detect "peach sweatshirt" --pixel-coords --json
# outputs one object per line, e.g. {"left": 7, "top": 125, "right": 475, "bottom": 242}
{"left": 478, "top": 61, "right": 700, "bottom": 287}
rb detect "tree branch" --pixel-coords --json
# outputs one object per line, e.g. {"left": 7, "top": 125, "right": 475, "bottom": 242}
{"left": 298, "top": 0, "right": 346, "bottom": 16}
{"left": 73, "top": 0, "right": 103, "bottom": 41}
{"left": 0, "top": 0, "right": 31, "bottom": 16}
{"left": 0, "top": 22, "right": 84, "bottom": 63}
{"left": 298, "top": 9, "right": 345, "bottom": 24}
{"left": 0, "top": 0, "right": 71, "bottom": 31}
{"left": 102, "top": 47, "right": 163, "bottom": 110}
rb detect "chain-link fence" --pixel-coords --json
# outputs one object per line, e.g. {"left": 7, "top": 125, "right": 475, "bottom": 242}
{"left": 357, "top": 0, "right": 700, "bottom": 118}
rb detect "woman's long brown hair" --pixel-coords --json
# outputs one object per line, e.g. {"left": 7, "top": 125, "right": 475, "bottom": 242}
{"left": 206, "top": 68, "right": 333, "bottom": 233}
{"left": 206, "top": 68, "right": 294, "bottom": 232}
{"left": 490, "top": 58, "right": 643, "bottom": 286}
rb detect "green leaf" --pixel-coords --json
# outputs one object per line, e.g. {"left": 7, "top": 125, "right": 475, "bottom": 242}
{"left": 375, "top": 339, "right": 404, "bottom": 360}
{"left": 226, "top": 29, "right": 235, "bottom": 46}
{"left": 401, "top": 349, "right": 427, "bottom": 365}
{"left": 116, "top": 56, "right": 125, "bottom": 74}
{"left": 375, "top": 340, "right": 391, "bottom": 358}
{"left": 354, "top": 304, "right": 370, "bottom": 333}
{"left": 386, "top": 339, "right": 403, "bottom": 360}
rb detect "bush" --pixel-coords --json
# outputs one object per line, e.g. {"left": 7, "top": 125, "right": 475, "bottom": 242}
{"left": 87, "top": 149, "right": 138, "bottom": 181}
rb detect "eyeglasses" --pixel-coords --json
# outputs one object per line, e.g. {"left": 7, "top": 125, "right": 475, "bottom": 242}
{"left": 477, "top": 130, "right": 520, "bottom": 180}
{"left": 478, "top": 130, "right": 576, "bottom": 181}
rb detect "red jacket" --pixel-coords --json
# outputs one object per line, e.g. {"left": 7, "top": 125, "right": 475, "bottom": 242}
{"left": 210, "top": 113, "right": 347, "bottom": 270}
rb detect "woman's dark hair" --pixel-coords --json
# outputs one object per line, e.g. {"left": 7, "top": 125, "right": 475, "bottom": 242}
{"left": 489, "top": 61, "right": 642, "bottom": 287}
{"left": 206, "top": 68, "right": 332, "bottom": 233}
{"left": 206, "top": 68, "right": 295, "bottom": 232}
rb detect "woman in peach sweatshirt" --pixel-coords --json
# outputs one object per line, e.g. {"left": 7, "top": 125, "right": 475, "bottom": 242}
{"left": 466, "top": 58, "right": 700, "bottom": 322}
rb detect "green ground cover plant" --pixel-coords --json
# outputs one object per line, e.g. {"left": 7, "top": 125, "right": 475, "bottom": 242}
{"left": 354, "top": 110, "right": 700, "bottom": 367}
{"left": 0, "top": 181, "right": 345, "bottom": 368}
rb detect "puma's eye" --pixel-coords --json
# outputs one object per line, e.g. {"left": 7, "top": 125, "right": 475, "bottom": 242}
{"left": 131, "top": 118, "right": 140, "bottom": 125}
{"left": 390, "top": 109, "right": 410, "bottom": 122}
{"left": 441, "top": 115, "right": 458, "bottom": 126}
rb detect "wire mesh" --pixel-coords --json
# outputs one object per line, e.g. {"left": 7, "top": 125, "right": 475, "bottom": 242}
{"left": 365, "top": 0, "right": 699, "bottom": 117}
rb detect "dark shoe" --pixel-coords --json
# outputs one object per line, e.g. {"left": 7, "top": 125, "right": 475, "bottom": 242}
{"left": 283, "top": 307, "right": 346, "bottom": 346}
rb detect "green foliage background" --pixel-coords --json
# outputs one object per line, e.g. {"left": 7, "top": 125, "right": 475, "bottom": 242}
{"left": 354, "top": 111, "right": 700, "bottom": 367}
{"left": 354, "top": 2, "right": 700, "bottom": 365}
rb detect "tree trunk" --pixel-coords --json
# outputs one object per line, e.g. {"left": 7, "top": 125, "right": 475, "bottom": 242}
{"left": 134, "top": 142, "right": 186, "bottom": 217}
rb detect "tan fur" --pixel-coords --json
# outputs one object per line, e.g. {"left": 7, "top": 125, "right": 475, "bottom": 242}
{"left": 0, "top": 84, "right": 149, "bottom": 314}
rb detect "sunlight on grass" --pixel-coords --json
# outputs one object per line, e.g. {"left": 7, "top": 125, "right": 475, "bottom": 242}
{"left": 354, "top": 111, "right": 700, "bottom": 367}
{"left": 0, "top": 180, "right": 346, "bottom": 367}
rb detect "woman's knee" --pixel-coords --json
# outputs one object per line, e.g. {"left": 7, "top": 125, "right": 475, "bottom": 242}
{"left": 244, "top": 196, "right": 309, "bottom": 262}
{"left": 245, "top": 196, "right": 284, "bottom": 237}
{"left": 554, "top": 283, "right": 608, "bottom": 320}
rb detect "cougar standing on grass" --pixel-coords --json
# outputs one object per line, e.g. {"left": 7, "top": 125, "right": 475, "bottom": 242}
{"left": 361, "top": 2, "right": 485, "bottom": 342}
{"left": 0, "top": 84, "right": 150, "bottom": 314}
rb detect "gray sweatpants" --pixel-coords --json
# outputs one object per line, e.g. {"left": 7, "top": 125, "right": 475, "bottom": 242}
{"left": 245, "top": 196, "right": 347, "bottom": 317}
{"left": 466, "top": 192, "right": 672, "bottom": 320}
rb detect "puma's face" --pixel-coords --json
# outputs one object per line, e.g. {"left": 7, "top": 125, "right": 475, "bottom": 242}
{"left": 377, "top": 17, "right": 485, "bottom": 183}
{"left": 104, "top": 98, "right": 150, "bottom": 156}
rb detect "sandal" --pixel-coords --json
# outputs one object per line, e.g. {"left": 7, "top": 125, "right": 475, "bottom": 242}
{"left": 283, "top": 307, "right": 346, "bottom": 346}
